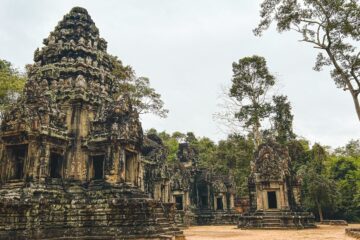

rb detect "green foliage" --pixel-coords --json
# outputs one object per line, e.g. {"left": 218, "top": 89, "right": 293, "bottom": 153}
{"left": 328, "top": 156, "right": 360, "bottom": 221}
{"left": 0, "top": 59, "right": 26, "bottom": 117}
{"left": 157, "top": 131, "right": 179, "bottom": 163}
{"left": 256, "top": 0, "right": 360, "bottom": 121}
{"left": 286, "top": 139, "right": 309, "bottom": 172}
{"left": 272, "top": 95, "right": 295, "bottom": 144}
{"left": 230, "top": 55, "right": 275, "bottom": 147}
{"left": 215, "top": 134, "right": 254, "bottom": 196}
{"left": 298, "top": 143, "right": 338, "bottom": 221}
{"left": 111, "top": 56, "right": 169, "bottom": 118}
{"left": 296, "top": 140, "right": 360, "bottom": 222}
{"left": 334, "top": 139, "right": 360, "bottom": 158}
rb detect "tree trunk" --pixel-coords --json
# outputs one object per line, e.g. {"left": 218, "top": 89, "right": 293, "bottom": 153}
{"left": 325, "top": 48, "right": 360, "bottom": 121}
{"left": 253, "top": 125, "right": 261, "bottom": 148}
{"left": 317, "top": 201, "right": 324, "bottom": 222}
{"left": 350, "top": 91, "right": 360, "bottom": 121}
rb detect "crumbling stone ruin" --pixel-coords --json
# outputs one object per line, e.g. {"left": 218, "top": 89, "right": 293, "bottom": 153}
{"left": 0, "top": 7, "right": 183, "bottom": 239}
{"left": 238, "top": 141, "right": 316, "bottom": 229}
{"left": 142, "top": 138, "right": 240, "bottom": 227}
{"left": 141, "top": 133, "right": 171, "bottom": 203}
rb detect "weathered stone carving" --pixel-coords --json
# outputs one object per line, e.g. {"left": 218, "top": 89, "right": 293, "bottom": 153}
{"left": 142, "top": 139, "right": 240, "bottom": 227}
{"left": 238, "top": 140, "right": 315, "bottom": 229}
{"left": 0, "top": 7, "right": 183, "bottom": 239}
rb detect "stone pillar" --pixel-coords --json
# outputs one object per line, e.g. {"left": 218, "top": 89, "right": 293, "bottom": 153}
{"left": 66, "top": 103, "right": 89, "bottom": 180}
{"left": 230, "top": 194, "right": 235, "bottom": 209}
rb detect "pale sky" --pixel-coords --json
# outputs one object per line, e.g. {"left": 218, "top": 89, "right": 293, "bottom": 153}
{"left": 0, "top": 0, "right": 359, "bottom": 148}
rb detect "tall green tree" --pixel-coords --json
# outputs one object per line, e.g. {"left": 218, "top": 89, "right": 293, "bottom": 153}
{"left": 0, "top": 59, "right": 26, "bottom": 119}
{"left": 329, "top": 148, "right": 360, "bottom": 221}
{"left": 111, "top": 57, "right": 168, "bottom": 118}
{"left": 255, "top": 0, "right": 360, "bottom": 121}
{"left": 230, "top": 55, "right": 276, "bottom": 147}
{"left": 272, "top": 95, "right": 296, "bottom": 144}
{"left": 299, "top": 143, "right": 338, "bottom": 221}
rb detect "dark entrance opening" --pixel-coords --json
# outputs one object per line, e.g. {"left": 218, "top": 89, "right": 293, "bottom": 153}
{"left": 201, "top": 196, "right": 208, "bottom": 209}
{"left": 93, "top": 155, "right": 104, "bottom": 180}
{"left": 125, "top": 151, "right": 136, "bottom": 183}
{"left": 8, "top": 145, "right": 27, "bottom": 180}
{"left": 175, "top": 195, "right": 183, "bottom": 210}
{"left": 216, "top": 197, "right": 223, "bottom": 210}
{"left": 50, "top": 152, "right": 64, "bottom": 178}
{"left": 267, "top": 191, "right": 277, "bottom": 209}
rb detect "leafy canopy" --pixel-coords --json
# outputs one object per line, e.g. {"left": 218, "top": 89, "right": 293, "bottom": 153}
{"left": 255, "top": 0, "right": 360, "bottom": 121}
{"left": 0, "top": 59, "right": 26, "bottom": 117}
{"left": 111, "top": 56, "right": 168, "bottom": 118}
{"left": 272, "top": 95, "right": 296, "bottom": 144}
{"left": 230, "top": 55, "right": 275, "bottom": 146}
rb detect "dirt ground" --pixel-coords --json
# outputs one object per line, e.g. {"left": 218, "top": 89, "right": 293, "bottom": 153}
{"left": 183, "top": 224, "right": 360, "bottom": 240}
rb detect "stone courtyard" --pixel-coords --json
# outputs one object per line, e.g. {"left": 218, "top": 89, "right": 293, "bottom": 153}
{"left": 183, "top": 224, "right": 360, "bottom": 240}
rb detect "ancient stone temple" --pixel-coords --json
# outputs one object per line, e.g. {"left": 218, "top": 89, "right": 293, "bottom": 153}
{"left": 0, "top": 7, "right": 183, "bottom": 239}
{"left": 142, "top": 139, "right": 240, "bottom": 227}
{"left": 238, "top": 141, "right": 315, "bottom": 229}
{"left": 141, "top": 133, "right": 171, "bottom": 203}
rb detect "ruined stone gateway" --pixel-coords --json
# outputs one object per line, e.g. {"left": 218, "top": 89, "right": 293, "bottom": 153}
{"left": 238, "top": 141, "right": 315, "bottom": 229}
{"left": 0, "top": 7, "right": 183, "bottom": 239}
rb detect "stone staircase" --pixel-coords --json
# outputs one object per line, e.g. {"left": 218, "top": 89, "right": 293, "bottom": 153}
{"left": 191, "top": 209, "right": 240, "bottom": 225}
{"left": 261, "top": 211, "right": 283, "bottom": 229}
{"left": 238, "top": 210, "right": 316, "bottom": 229}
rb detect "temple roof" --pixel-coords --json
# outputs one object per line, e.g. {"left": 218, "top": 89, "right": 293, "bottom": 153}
{"left": 27, "top": 6, "right": 115, "bottom": 98}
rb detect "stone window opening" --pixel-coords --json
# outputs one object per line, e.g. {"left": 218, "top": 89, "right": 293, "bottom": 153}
{"left": 91, "top": 155, "right": 104, "bottom": 180}
{"left": 49, "top": 152, "right": 64, "bottom": 178}
{"left": 175, "top": 195, "right": 183, "bottom": 210}
{"left": 267, "top": 191, "right": 277, "bottom": 209}
{"left": 7, "top": 145, "right": 27, "bottom": 180}
{"left": 125, "top": 151, "right": 136, "bottom": 184}
{"left": 216, "top": 197, "right": 224, "bottom": 210}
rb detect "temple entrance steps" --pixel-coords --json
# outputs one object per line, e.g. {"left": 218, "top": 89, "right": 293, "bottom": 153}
{"left": 189, "top": 209, "right": 241, "bottom": 226}
{"left": 238, "top": 210, "right": 316, "bottom": 229}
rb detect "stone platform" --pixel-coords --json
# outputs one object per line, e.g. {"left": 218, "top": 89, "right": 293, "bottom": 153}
{"left": 0, "top": 180, "right": 183, "bottom": 239}
{"left": 238, "top": 211, "right": 316, "bottom": 229}
{"left": 174, "top": 209, "right": 240, "bottom": 227}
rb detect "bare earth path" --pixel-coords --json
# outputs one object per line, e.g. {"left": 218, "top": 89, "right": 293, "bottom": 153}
{"left": 183, "top": 224, "right": 360, "bottom": 240}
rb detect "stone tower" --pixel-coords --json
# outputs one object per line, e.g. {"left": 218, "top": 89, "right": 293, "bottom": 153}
{"left": 238, "top": 141, "right": 315, "bottom": 229}
{"left": 0, "top": 7, "right": 183, "bottom": 239}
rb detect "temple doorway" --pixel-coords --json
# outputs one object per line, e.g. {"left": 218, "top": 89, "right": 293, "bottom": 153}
{"left": 175, "top": 195, "right": 183, "bottom": 210}
{"left": 93, "top": 155, "right": 104, "bottom": 180}
{"left": 216, "top": 197, "right": 223, "bottom": 210}
{"left": 267, "top": 191, "right": 277, "bottom": 209}
{"left": 201, "top": 196, "right": 208, "bottom": 209}
{"left": 7, "top": 145, "right": 27, "bottom": 180}
{"left": 50, "top": 152, "right": 64, "bottom": 178}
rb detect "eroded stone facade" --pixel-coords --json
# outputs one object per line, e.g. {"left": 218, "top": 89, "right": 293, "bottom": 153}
{"left": 238, "top": 141, "right": 315, "bottom": 229}
{"left": 142, "top": 139, "right": 240, "bottom": 227}
{"left": 0, "top": 7, "right": 183, "bottom": 239}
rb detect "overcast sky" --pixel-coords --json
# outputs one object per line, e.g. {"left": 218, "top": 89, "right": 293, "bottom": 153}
{"left": 0, "top": 0, "right": 359, "bottom": 148}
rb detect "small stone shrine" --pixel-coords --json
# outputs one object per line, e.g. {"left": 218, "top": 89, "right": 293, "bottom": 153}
{"left": 238, "top": 141, "right": 315, "bottom": 229}
{"left": 0, "top": 7, "right": 183, "bottom": 239}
